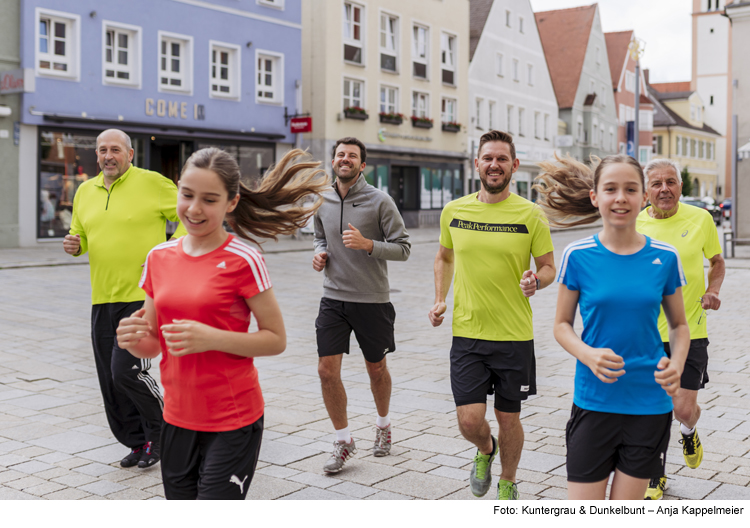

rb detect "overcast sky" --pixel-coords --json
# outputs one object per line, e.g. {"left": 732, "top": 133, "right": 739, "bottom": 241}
{"left": 528, "top": 0, "right": 694, "bottom": 83}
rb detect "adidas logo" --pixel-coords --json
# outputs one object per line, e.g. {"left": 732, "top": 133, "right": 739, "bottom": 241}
{"left": 652, "top": 258, "right": 662, "bottom": 265}
{"left": 131, "top": 365, "right": 139, "bottom": 370}
{"left": 217, "top": 261, "right": 226, "bottom": 269}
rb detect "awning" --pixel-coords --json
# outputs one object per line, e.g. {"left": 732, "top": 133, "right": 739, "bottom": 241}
{"left": 33, "top": 111, "right": 285, "bottom": 142}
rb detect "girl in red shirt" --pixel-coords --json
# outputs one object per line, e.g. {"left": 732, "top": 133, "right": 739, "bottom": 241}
{"left": 117, "top": 148, "right": 326, "bottom": 499}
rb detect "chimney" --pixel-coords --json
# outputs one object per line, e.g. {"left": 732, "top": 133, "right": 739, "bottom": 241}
{"left": 644, "top": 68, "right": 650, "bottom": 86}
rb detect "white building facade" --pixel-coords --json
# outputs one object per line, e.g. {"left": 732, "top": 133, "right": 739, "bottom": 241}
{"left": 468, "top": 0, "right": 558, "bottom": 200}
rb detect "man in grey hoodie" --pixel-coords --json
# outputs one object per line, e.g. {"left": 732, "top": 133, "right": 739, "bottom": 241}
{"left": 313, "top": 137, "right": 411, "bottom": 474}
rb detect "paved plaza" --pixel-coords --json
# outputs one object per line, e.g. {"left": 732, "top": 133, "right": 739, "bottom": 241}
{"left": 1, "top": 226, "right": 750, "bottom": 500}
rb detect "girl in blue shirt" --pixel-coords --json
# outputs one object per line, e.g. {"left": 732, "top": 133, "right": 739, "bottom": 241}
{"left": 535, "top": 154, "right": 690, "bottom": 500}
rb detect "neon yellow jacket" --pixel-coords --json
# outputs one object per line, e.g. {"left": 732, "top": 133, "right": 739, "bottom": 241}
{"left": 70, "top": 165, "right": 186, "bottom": 305}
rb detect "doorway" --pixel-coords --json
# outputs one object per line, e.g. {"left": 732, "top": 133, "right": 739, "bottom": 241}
{"left": 148, "top": 138, "right": 194, "bottom": 184}
{"left": 389, "top": 165, "right": 420, "bottom": 211}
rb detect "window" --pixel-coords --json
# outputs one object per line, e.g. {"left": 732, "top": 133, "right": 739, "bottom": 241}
{"left": 475, "top": 98, "right": 483, "bottom": 129}
{"left": 534, "top": 112, "right": 541, "bottom": 139}
{"left": 619, "top": 104, "right": 626, "bottom": 125}
{"left": 592, "top": 123, "right": 598, "bottom": 146}
{"left": 412, "top": 25, "right": 428, "bottom": 79}
{"left": 380, "top": 85, "right": 398, "bottom": 114}
{"left": 507, "top": 105, "right": 514, "bottom": 134}
{"left": 412, "top": 91, "right": 429, "bottom": 118}
{"left": 639, "top": 110, "right": 653, "bottom": 131}
{"left": 36, "top": 9, "right": 79, "bottom": 79}
{"left": 344, "top": 78, "right": 364, "bottom": 110}
{"left": 697, "top": 106, "right": 702, "bottom": 121}
{"left": 159, "top": 32, "right": 192, "bottom": 93}
{"left": 505, "top": 10, "right": 512, "bottom": 27}
{"left": 682, "top": 137, "right": 688, "bottom": 157}
{"left": 527, "top": 64, "right": 534, "bottom": 86}
{"left": 599, "top": 128, "right": 604, "bottom": 148}
{"left": 256, "top": 51, "right": 282, "bottom": 103}
{"left": 210, "top": 42, "right": 240, "bottom": 99}
{"left": 577, "top": 118, "right": 584, "bottom": 143}
{"left": 519, "top": 16, "right": 524, "bottom": 33}
{"left": 442, "top": 97, "right": 457, "bottom": 123}
{"left": 544, "top": 114, "right": 550, "bottom": 140}
{"left": 343, "top": 2, "right": 364, "bottom": 64}
{"left": 690, "top": 104, "right": 696, "bottom": 120}
{"left": 497, "top": 53, "right": 504, "bottom": 77}
{"left": 600, "top": 85, "right": 607, "bottom": 107}
{"left": 690, "top": 138, "right": 696, "bottom": 157}
{"left": 676, "top": 135, "right": 681, "bottom": 156}
{"left": 708, "top": 142, "right": 714, "bottom": 160}
{"left": 596, "top": 46, "right": 600, "bottom": 65}
{"left": 488, "top": 101, "right": 495, "bottom": 130}
{"left": 639, "top": 146, "right": 650, "bottom": 164}
{"left": 441, "top": 33, "right": 456, "bottom": 85}
{"left": 380, "top": 13, "right": 398, "bottom": 72}
{"left": 699, "top": 140, "right": 705, "bottom": 159}
{"left": 518, "top": 107, "right": 525, "bottom": 137}
{"left": 625, "top": 71, "right": 635, "bottom": 93}
{"left": 653, "top": 135, "right": 663, "bottom": 155}
{"left": 512, "top": 58, "right": 519, "bottom": 82}
{"left": 103, "top": 22, "right": 139, "bottom": 87}
{"left": 590, "top": 80, "right": 595, "bottom": 95}
{"left": 710, "top": 95, "right": 714, "bottom": 105}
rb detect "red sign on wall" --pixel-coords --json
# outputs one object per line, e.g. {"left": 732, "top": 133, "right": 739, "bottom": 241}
{"left": 290, "top": 116, "right": 312, "bottom": 134}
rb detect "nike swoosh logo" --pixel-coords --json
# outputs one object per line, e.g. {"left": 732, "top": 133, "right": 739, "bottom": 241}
{"left": 352, "top": 203, "right": 364, "bottom": 207}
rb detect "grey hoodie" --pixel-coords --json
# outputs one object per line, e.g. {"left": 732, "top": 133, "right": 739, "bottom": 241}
{"left": 313, "top": 175, "right": 411, "bottom": 303}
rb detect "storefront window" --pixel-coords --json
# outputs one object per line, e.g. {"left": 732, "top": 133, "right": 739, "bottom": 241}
{"left": 431, "top": 169, "right": 442, "bottom": 209}
{"left": 39, "top": 130, "right": 99, "bottom": 239}
{"left": 376, "top": 166, "right": 389, "bottom": 193}
{"left": 420, "top": 167, "right": 432, "bottom": 209}
{"left": 363, "top": 165, "right": 375, "bottom": 186}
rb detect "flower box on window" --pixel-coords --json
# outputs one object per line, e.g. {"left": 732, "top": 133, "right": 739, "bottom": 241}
{"left": 441, "top": 122, "right": 461, "bottom": 133}
{"left": 343, "top": 107, "right": 369, "bottom": 120}
{"left": 411, "top": 116, "right": 434, "bottom": 129}
{"left": 379, "top": 112, "right": 403, "bottom": 125}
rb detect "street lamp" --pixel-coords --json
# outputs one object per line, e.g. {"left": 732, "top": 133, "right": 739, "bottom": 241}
{"left": 628, "top": 37, "right": 645, "bottom": 162}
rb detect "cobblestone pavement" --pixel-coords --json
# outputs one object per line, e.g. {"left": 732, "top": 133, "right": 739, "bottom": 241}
{"left": 1, "top": 226, "right": 749, "bottom": 500}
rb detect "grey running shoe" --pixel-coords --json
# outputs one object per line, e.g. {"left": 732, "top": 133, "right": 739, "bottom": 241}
{"left": 323, "top": 438, "right": 357, "bottom": 473}
{"left": 497, "top": 479, "right": 519, "bottom": 500}
{"left": 373, "top": 425, "right": 391, "bottom": 457}
{"left": 469, "top": 436, "right": 498, "bottom": 497}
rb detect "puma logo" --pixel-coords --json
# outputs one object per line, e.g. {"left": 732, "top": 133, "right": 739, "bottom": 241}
{"left": 230, "top": 474, "right": 248, "bottom": 494}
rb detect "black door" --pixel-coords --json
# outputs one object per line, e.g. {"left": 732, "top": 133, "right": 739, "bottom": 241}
{"left": 149, "top": 138, "right": 194, "bottom": 183}
{"left": 390, "top": 165, "right": 420, "bottom": 211}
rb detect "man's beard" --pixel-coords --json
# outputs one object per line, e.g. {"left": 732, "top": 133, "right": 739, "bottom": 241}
{"left": 479, "top": 170, "right": 510, "bottom": 194}
{"left": 334, "top": 164, "right": 360, "bottom": 183}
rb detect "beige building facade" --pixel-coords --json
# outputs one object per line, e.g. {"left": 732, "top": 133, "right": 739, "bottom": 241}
{"left": 302, "top": 0, "right": 470, "bottom": 227}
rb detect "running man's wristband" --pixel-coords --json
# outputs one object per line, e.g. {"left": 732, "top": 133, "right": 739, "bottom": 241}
{"left": 532, "top": 273, "right": 540, "bottom": 290}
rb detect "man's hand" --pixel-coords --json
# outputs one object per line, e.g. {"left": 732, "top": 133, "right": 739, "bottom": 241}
{"left": 428, "top": 302, "right": 447, "bottom": 327}
{"left": 519, "top": 270, "right": 537, "bottom": 297}
{"left": 655, "top": 356, "right": 682, "bottom": 397}
{"left": 312, "top": 251, "right": 328, "bottom": 272}
{"left": 342, "top": 224, "right": 374, "bottom": 253}
{"left": 701, "top": 292, "right": 721, "bottom": 311}
{"left": 116, "top": 308, "right": 152, "bottom": 350}
{"left": 160, "top": 319, "right": 216, "bottom": 357}
{"left": 63, "top": 234, "right": 81, "bottom": 255}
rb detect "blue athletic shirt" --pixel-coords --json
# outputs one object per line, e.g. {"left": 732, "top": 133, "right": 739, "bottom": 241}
{"left": 556, "top": 234, "right": 686, "bottom": 415}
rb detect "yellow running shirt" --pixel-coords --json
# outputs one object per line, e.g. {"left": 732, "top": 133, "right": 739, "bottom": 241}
{"left": 70, "top": 165, "right": 185, "bottom": 305}
{"left": 636, "top": 203, "right": 721, "bottom": 341}
{"left": 439, "top": 192, "right": 554, "bottom": 341}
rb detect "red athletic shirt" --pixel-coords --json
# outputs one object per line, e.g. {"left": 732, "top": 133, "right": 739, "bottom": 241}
{"left": 139, "top": 235, "right": 271, "bottom": 432}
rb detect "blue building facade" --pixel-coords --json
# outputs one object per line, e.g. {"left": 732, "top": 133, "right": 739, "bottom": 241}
{"left": 17, "top": 0, "right": 301, "bottom": 245}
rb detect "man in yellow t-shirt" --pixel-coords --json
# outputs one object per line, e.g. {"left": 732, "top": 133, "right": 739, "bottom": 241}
{"left": 636, "top": 159, "right": 725, "bottom": 500}
{"left": 429, "top": 131, "right": 555, "bottom": 500}
{"left": 63, "top": 129, "right": 185, "bottom": 470}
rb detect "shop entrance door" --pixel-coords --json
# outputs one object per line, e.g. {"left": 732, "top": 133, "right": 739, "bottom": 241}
{"left": 389, "top": 165, "right": 419, "bottom": 211}
{"left": 149, "top": 138, "right": 194, "bottom": 183}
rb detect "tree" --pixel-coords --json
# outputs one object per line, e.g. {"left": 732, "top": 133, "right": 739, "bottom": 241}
{"left": 681, "top": 167, "right": 692, "bottom": 197}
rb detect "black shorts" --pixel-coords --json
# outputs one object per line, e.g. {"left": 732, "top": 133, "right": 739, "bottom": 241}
{"left": 664, "top": 338, "right": 709, "bottom": 391}
{"left": 449, "top": 337, "right": 536, "bottom": 413}
{"left": 160, "top": 416, "right": 264, "bottom": 500}
{"left": 315, "top": 298, "right": 395, "bottom": 363}
{"left": 566, "top": 405, "right": 671, "bottom": 483}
